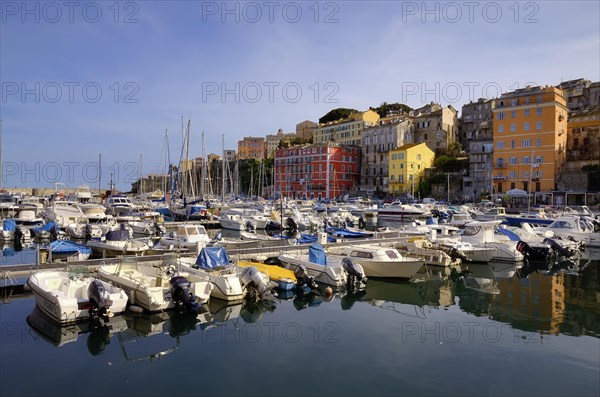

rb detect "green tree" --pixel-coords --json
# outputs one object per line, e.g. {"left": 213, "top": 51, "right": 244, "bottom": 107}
{"left": 370, "top": 102, "right": 412, "bottom": 118}
{"left": 319, "top": 108, "right": 358, "bottom": 124}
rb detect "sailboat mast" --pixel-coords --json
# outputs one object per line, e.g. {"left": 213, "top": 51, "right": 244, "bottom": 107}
{"left": 0, "top": 119, "right": 3, "bottom": 190}
{"left": 139, "top": 154, "right": 143, "bottom": 195}
{"left": 221, "top": 134, "right": 226, "bottom": 199}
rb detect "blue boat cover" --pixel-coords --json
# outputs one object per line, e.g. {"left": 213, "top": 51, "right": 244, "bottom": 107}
{"left": 50, "top": 240, "right": 92, "bottom": 255}
{"left": 297, "top": 234, "right": 335, "bottom": 244}
{"left": 496, "top": 228, "right": 521, "bottom": 241}
{"left": 195, "top": 246, "right": 230, "bottom": 269}
{"left": 106, "top": 229, "right": 130, "bottom": 241}
{"left": 308, "top": 243, "right": 327, "bottom": 266}
{"left": 32, "top": 221, "right": 58, "bottom": 234}
{"left": 2, "top": 219, "right": 16, "bottom": 232}
{"left": 326, "top": 227, "right": 371, "bottom": 238}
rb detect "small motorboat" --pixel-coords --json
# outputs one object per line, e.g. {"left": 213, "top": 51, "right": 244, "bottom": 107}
{"left": 237, "top": 260, "right": 297, "bottom": 290}
{"left": 27, "top": 270, "right": 129, "bottom": 324}
{"left": 97, "top": 256, "right": 212, "bottom": 313}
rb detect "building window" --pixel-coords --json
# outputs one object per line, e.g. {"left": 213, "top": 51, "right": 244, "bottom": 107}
{"left": 522, "top": 156, "right": 531, "bottom": 164}
{"left": 522, "top": 139, "right": 531, "bottom": 147}
{"left": 524, "top": 122, "right": 530, "bottom": 131}
{"left": 511, "top": 111, "right": 516, "bottom": 118}
{"left": 511, "top": 140, "right": 515, "bottom": 148}
{"left": 510, "top": 123, "right": 516, "bottom": 132}
{"left": 511, "top": 99, "right": 517, "bottom": 106}
{"left": 536, "top": 121, "right": 542, "bottom": 130}
{"left": 498, "top": 125, "right": 504, "bottom": 133}
{"left": 497, "top": 112, "right": 505, "bottom": 120}
{"left": 536, "top": 138, "right": 541, "bottom": 147}
{"left": 536, "top": 108, "right": 542, "bottom": 116}
{"left": 510, "top": 157, "right": 517, "bottom": 164}
{"left": 496, "top": 141, "right": 505, "bottom": 149}
{"left": 524, "top": 109, "right": 530, "bottom": 116}
{"left": 537, "top": 95, "right": 542, "bottom": 103}
{"left": 509, "top": 171, "right": 516, "bottom": 178}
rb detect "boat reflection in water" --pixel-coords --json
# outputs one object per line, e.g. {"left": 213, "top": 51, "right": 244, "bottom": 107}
{"left": 26, "top": 306, "right": 129, "bottom": 355}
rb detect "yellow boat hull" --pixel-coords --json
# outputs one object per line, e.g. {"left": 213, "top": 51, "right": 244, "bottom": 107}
{"left": 237, "top": 261, "right": 296, "bottom": 283}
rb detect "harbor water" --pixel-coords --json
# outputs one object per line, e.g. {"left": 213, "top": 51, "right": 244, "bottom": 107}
{"left": 1, "top": 252, "right": 598, "bottom": 396}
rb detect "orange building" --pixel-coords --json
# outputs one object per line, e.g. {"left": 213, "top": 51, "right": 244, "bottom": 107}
{"left": 492, "top": 86, "right": 568, "bottom": 195}
{"left": 237, "top": 137, "right": 266, "bottom": 160}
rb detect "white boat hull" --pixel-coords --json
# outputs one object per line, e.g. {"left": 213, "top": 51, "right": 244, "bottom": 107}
{"left": 28, "top": 271, "right": 129, "bottom": 324}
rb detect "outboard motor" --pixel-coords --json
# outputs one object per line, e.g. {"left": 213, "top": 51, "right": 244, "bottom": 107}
{"left": 358, "top": 216, "right": 366, "bottom": 230}
{"left": 50, "top": 226, "right": 58, "bottom": 241}
{"left": 153, "top": 222, "right": 165, "bottom": 237}
{"left": 294, "top": 265, "right": 318, "bottom": 290}
{"left": 245, "top": 220, "right": 256, "bottom": 233}
{"left": 85, "top": 224, "right": 93, "bottom": 240}
{"left": 342, "top": 257, "right": 367, "bottom": 286}
{"left": 14, "top": 227, "right": 24, "bottom": 243}
{"left": 542, "top": 237, "right": 574, "bottom": 258}
{"left": 447, "top": 246, "right": 468, "bottom": 263}
{"left": 169, "top": 276, "right": 200, "bottom": 315}
{"left": 286, "top": 217, "right": 298, "bottom": 236}
{"left": 345, "top": 217, "right": 354, "bottom": 228}
{"left": 214, "top": 232, "right": 223, "bottom": 241}
{"left": 240, "top": 266, "right": 273, "bottom": 299}
{"left": 516, "top": 241, "right": 551, "bottom": 263}
{"left": 87, "top": 280, "right": 113, "bottom": 321}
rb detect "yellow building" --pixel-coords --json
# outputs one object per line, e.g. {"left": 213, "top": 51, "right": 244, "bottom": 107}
{"left": 313, "top": 109, "right": 380, "bottom": 146}
{"left": 388, "top": 143, "right": 435, "bottom": 197}
{"left": 492, "top": 86, "right": 568, "bottom": 195}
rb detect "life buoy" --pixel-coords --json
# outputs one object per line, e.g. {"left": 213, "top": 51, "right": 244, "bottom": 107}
{"left": 201, "top": 210, "right": 207, "bottom": 217}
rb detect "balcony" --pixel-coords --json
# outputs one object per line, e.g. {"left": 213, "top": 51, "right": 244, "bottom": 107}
{"left": 492, "top": 176, "right": 507, "bottom": 180}
{"left": 495, "top": 163, "right": 507, "bottom": 169}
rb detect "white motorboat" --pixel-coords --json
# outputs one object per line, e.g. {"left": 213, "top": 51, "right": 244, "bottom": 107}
{"left": 219, "top": 212, "right": 250, "bottom": 231}
{"left": 325, "top": 244, "right": 424, "bottom": 279}
{"left": 40, "top": 200, "right": 87, "bottom": 228}
{"left": 87, "top": 229, "right": 150, "bottom": 258}
{"left": 97, "top": 256, "right": 212, "bottom": 312}
{"left": 176, "top": 246, "right": 246, "bottom": 302}
{"left": 377, "top": 202, "right": 429, "bottom": 220}
{"left": 277, "top": 243, "right": 367, "bottom": 287}
{"left": 65, "top": 222, "right": 103, "bottom": 240}
{"left": 529, "top": 216, "right": 600, "bottom": 248}
{"left": 453, "top": 220, "right": 524, "bottom": 262}
{"left": 0, "top": 219, "right": 31, "bottom": 241}
{"left": 158, "top": 223, "right": 211, "bottom": 251}
{"left": 27, "top": 270, "right": 129, "bottom": 323}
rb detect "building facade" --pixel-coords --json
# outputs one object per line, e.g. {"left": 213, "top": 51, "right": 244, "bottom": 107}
{"left": 274, "top": 143, "right": 361, "bottom": 199}
{"left": 237, "top": 137, "right": 266, "bottom": 160}
{"left": 388, "top": 143, "right": 435, "bottom": 197}
{"left": 492, "top": 86, "right": 568, "bottom": 195}
{"left": 313, "top": 110, "right": 380, "bottom": 146}
{"left": 266, "top": 129, "right": 297, "bottom": 158}
{"left": 295, "top": 120, "right": 318, "bottom": 141}
{"left": 565, "top": 107, "right": 600, "bottom": 172}
{"left": 411, "top": 103, "right": 458, "bottom": 154}
{"left": 360, "top": 117, "right": 414, "bottom": 195}
{"left": 461, "top": 98, "right": 496, "bottom": 200}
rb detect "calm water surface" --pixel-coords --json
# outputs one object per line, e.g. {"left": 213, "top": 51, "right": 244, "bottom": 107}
{"left": 1, "top": 256, "right": 599, "bottom": 397}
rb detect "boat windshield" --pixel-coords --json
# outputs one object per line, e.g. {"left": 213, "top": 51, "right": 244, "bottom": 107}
{"left": 462, "top": 226, "right": 481, "bottom": 236}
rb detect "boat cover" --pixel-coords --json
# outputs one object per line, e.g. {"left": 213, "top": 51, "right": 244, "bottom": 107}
{"left": 32, "top": 221, "right": 58, "bottom": 234}
{"left": 106, "top": 229, "right": 130, "bottom": 241}
{"left": 308, "top": 243, "right": 327, "bottom": 266}
{"left": 50, "top": 240, "right": 92, "bottom": 254}
{"left": 2, "top": 219, "right": 16, "bottom": 232}
{"left": 195, "top": 246, "right": 230, "bottom": 269}
{"left": 496, "top": 227, "right": 521, "bottom": 241}
{"left": 425, "top": 217, "right": 438, "bottom": 225}
{"left": 326, "top": 227, "right": 371, "bottom": 238}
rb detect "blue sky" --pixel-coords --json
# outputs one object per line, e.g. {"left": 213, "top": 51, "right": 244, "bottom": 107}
{"left": 1, "top": 0, "right": 599, "bottom": 190}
